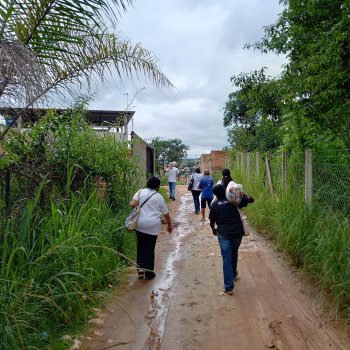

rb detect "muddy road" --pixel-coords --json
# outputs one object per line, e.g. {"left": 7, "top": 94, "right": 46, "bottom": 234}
{"left": 80, "top": 185, "right": 350, "bottom": 350}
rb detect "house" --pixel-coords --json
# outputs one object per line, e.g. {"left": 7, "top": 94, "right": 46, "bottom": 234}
{"left": 0, "top": 107, "right": 154, "bottom": 177}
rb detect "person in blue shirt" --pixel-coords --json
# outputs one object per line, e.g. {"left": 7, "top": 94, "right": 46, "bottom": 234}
{"left": 198, "top": 169, "right": 214, "bottom": 221}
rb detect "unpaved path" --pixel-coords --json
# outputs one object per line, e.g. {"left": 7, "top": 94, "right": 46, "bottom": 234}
{"left": 80, "top": 185, "right": 350, "bottom": 350}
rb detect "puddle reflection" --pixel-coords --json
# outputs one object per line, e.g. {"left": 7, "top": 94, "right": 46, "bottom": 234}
{"left": 144, "top": 193, "right": 194, "bottom": 350}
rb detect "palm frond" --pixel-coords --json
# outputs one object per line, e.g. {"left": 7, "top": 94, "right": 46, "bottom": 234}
{"left": 0, "top": 41, "right": 46, "bottom": 105}
{"left": 1, "top": 0, "right": 133, "bottom": 50}
{"left": 27, "top": 34, "right": 173, "bottom": 106}
{"left": 0, "top": 0, "right": 173, "bottom": 112}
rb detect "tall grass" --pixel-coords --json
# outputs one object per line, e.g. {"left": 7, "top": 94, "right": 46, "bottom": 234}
{"left": 0, "top": 109, "right": 144, "bottom": 348}
{"left": 231, "top": 166, "right": 350, "bottom": 318}
{"left": 0, "top": 184, "right": 136, "bottom": 349}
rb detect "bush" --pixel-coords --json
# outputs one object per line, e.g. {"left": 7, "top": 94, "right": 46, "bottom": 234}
{"left": 0, "top": 107, "right": 141, "bottom": 348}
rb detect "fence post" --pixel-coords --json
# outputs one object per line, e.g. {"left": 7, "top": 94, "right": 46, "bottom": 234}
{"left": 240, "top": 152, "right": 244, "bottom": 169}
{"left": 265, "top": 152, "right": 274, "bottom": 195}
{"left": 256, "top": 152, "right": 260, "bottom": 177}
{"left": 305, "top": 149, "right": 313, "bottom": 209}
{"left": 246, "top": 152, "right": 250, "bottom": 178}
{"left": 282, "top": 150, "right": 288, "bottom": 193}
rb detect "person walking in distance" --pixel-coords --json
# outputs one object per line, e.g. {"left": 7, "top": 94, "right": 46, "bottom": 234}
{"left": 198, "top": 169, "right": 214, "bottom": 221}
{"left": 209, "top": 184, "right": 252, "bottom": 295}
{"left": 164, "top": 161, "right": 179, "bottom": 200}
{"left": 189, "top": 167, "right": 203, "bottom": 214}
{"left": 129, "top": 176, "right": 173, "bottom": 279}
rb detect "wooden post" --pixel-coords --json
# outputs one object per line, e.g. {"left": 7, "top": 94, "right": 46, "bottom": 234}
{"left": 305, "top": 149, "right": 313, "bottom": 209}
{"left": 282, "top": 150, "right": 288, "bottom": 193}
{"left": 246, "top": 152, "right": 250, "bottom": 178}
{"left": 265, "top": 152, "right": 274, "bottom": 195}
{"left": 256, "top": 152, "right": 260, "bottom": 177}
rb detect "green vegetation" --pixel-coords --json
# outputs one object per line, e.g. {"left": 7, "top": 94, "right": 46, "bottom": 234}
{"left": 230, "top": 155, "right": 350, "bottom": 318}
{"left": 224, "top": 0, "right": 350, "bottom": 154}
{"left": 0, "top": 0, "right": 174, "bottom": 338}
{"left": 150, "top": 137, "right": 190, "bottom": 175}
{"left": 223, "top": 68, "right": 283, "bottom": 152}
{"left": 0, "top": 108, "right": 141, "bottom": 349}
{"left": 1, "top": 188, "right": 134, "bottom": 349}
{"left": 223, "top": 1, "right": 350, "bottom": 318}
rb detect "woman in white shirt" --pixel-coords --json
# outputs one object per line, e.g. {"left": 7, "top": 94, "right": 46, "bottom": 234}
{"left": 129, "top": 176, "right": 172, "bottom": 279}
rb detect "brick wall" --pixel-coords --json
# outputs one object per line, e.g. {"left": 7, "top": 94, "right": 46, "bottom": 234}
{"left": 200, "top": 150, "right": 228, "bottom": 173}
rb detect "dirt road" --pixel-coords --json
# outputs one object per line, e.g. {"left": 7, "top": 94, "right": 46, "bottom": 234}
{"left": 79, "top": 185, "right": 350, "bottom": 350}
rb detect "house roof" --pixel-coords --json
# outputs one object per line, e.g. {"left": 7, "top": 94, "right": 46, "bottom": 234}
{"left": 0, "top": 108, "right": 135, "bottom": 126}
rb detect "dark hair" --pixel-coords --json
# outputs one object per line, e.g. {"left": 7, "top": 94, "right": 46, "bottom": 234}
{"left": 221, "top": 168, "right": 233, "bottom": 189}
{"left": 213, "top": 184, "right": 226, "bottom": 199}
{"left": 204, "top": 169, "right": 210, "bottom": 175}
{"left": 222, "top": 168, "right": 231, "bottom": 177}
{"left": 146, "top": 176, "right": 161, "bottom": 190}
{"left": 195, "top": 168, "right": 201, "bottom": 173}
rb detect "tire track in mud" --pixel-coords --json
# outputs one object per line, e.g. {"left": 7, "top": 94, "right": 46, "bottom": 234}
{"left": 143, "top": 192, "right": 195, "bottom": 350}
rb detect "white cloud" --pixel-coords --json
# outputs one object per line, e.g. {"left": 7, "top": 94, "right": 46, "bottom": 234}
{"left": 90, "top": 0, "right": 286, "bottom": 157}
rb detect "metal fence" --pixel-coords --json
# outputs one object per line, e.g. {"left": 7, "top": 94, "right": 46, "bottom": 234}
{"left": 230, "top": 149, "right": 350, "bottom": 217}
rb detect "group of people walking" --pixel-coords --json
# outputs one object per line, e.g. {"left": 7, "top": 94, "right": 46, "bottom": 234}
{"left": 128, "top": 167, "right": 254, "bottom": 295}
{"left": 188, "top": 168, "right": 214, "bottom": 220}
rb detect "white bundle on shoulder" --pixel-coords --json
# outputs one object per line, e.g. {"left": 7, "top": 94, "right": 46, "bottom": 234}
{"left": 225, "top": 181, "right": 244, "bottom": 205}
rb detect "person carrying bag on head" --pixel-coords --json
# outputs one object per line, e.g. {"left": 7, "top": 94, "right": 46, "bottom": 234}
{"left": 209, "top": 184, "right": 253, "bottom": 295}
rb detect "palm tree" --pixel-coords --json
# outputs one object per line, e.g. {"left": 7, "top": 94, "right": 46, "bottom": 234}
{"left": 0, "top": 0, "right": 172, "bottom": 126}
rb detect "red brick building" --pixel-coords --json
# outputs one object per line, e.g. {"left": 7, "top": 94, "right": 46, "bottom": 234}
{"left": 200, "top": 150, "right": 228, "bottom": 173}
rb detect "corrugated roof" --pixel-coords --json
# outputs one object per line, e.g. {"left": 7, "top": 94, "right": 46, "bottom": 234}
{"left": 0, "top": 108, "right": 135, "bottom": 126}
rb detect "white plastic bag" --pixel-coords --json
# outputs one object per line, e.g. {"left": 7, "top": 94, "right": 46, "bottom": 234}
{"left": 225, "top": 181, "right": 243, "bottom": 205}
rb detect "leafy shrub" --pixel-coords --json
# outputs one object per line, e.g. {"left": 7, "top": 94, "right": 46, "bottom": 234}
{"left": 0, "top": 107, "right": 141, "bottom": 348}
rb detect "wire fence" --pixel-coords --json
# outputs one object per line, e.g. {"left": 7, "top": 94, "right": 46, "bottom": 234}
{"left": 313, "top": 150, "right": 350, "bottom": 216}
{"left": 230, "top": 149, "right": 350, "bottom": 217}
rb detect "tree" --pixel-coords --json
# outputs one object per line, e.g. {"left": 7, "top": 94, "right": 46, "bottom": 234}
{"left": 248, "top": 0, "right": 350, "bottom": 151}
{"left": 150, "top": 137, "right": 189, "bottom": 173}
{"left": 0, "top": 0, "right": 173, "bottom": 138}
{"left": 227, "top": 120, "right": 282, "bottom": 152}
{"left": 223, "top": 68, "right": 283, "bottom": 151}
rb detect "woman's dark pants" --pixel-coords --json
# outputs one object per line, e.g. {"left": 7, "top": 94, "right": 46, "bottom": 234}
{"left": 136, "top": 230, "right": 158, "bottom": 278}
{"left": 191, "top": 190, "right": 201, "bottom": 213}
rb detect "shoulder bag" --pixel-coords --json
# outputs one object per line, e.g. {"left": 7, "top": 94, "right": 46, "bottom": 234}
{"left": 125, "top": 190, "right": 157, "bottom": 232}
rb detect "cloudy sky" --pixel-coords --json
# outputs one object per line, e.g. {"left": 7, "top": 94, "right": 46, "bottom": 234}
{"left": 90, "top": 0, "right": 286, "bottom": 158}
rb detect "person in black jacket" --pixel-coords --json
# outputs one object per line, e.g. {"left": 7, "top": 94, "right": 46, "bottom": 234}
{"left": 209, "top": 184, "right": 253, "bottom": 295}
